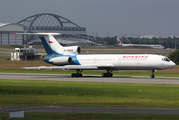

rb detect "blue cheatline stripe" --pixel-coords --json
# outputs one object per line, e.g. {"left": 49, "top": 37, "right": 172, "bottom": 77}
{"left": 71, "top": 55, "right": 81, "bottom": 65}
{"left": 45, "top": 54, "right": 81, "bottom": 66}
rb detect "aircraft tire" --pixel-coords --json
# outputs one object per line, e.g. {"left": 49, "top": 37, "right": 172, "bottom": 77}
{"left": 78, "top": 74, "right": 82, "bottom": 77}
{"left": 150, "top": 75, "right": 155, "bottom": 78}
{"left": 102, "top": 73, "right": 113, "bottom": 77}
{"left": 102, "top": 73, "right": 105, "bottom": 77}
{"left": 71, "top": 73, "right": 75, "bottom": 77}
{"left": 71, "top": 73, "right": 82, "bottom": 77}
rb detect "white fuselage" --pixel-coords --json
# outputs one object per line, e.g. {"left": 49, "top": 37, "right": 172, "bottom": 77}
{"left": 121, "top": 44, "right": 164, "bottom": 49}
{"left": 116, "top": 38, "right": 164, "bottom": 49}
{"left": 76, "top": 54, "right": 175, "bottom": 70}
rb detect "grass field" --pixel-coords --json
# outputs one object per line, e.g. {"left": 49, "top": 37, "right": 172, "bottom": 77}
{"left": 0, "top": 80, "right": 179, "bottom": 108}
{"left": 1, "top": 80, "right": 179, "bottom": 119}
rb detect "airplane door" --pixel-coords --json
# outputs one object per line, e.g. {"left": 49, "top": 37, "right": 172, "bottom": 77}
{"left": 94, "top": 58, "right": 97, "bottom": 63}
{"left": 118, "top": 57, "right": 121, "bottom": 65}
{"left": 137, "top": 58, "right": 140, "bottom": 64}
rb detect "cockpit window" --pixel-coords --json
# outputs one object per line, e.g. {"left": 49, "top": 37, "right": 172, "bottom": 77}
{"left": 162, "top": 57, "right": 170, "bottom": 62}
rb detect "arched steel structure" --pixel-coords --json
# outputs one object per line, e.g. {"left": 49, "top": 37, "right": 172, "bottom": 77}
{"left": 17, "top": 13, "right": 82, "bottom": 33}
{"left": 16, "top": 13, "right": 93, "bottom": 46}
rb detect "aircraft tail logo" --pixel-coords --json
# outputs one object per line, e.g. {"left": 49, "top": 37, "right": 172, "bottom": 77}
{"left": 126, "top": 39, "right": 132, "bottom": 44}
{"left": 117, "top": 38, "right": 123, "bottom": 46}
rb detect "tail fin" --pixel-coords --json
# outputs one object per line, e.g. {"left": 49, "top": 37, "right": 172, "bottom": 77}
{"left": 16, "top": 33, "right": 62, "bottom": 55}
{"left": 126, "top": 39, "right": 132, "bottom": 44}
{"left": 117, "top": 38, "right": 123, "bottom": 46}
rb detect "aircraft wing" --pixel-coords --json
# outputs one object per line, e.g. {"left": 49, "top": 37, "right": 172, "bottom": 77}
{"left": 18, "top": 64, "right": 114, "bottom": 70}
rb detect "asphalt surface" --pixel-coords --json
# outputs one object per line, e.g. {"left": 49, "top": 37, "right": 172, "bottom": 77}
{"left": 1, "top": 106, "right": 179, "bottom": 114}
{"left": 0, "top": 73, "right": 179, "bottom": 114}
{"left": 0, "top": 73, "right": 179, "bottom": 84}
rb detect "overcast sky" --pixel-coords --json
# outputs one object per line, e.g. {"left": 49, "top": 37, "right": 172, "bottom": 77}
{"left": 0, "top": 0, "right": 179, "bottom": 37}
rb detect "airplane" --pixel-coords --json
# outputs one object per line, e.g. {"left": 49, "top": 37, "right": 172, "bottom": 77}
{"left": 17, "top": 33, "right": 175, "bottom": 78}
{"left": 117, "top": 38, "right": 164, "bottom": 49}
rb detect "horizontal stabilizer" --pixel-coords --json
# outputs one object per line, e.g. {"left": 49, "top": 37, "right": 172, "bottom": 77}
{"left": 14, "top": 33, "right": 60, "bottom": 36}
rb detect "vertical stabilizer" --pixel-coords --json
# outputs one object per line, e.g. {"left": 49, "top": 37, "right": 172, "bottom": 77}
{"left": 39, "top": 34, "right": 62, "bottom": 55}
{"left": 117, "top": 38, "right": 123, "bottom": 46}
{"left": 126, "top": 39, "right": 132, "bottom": 44}
{"left": 16, "top": 33, "right": 62, "bottom": 55}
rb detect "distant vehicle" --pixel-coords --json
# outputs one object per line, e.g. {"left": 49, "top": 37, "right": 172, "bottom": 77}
{"left": 117, "top": 38, "right": 164, "bottom": 49}
{"left": 17, "top": 33, "right": 175, "bottom": 78}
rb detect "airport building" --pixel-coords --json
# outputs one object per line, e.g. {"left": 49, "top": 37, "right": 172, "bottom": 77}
{"left": 0, "top": 13, "right": 96, "bottom": 46}
{"left": 0, "top": 23, "right": 24, "bottom": 45}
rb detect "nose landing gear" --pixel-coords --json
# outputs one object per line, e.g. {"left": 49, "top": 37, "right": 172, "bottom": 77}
{"left": 150, "top": 70, "right": 155, "bottom": 78}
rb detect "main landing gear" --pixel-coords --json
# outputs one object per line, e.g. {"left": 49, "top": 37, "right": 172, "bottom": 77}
{"left": 71, "top": 69, "right": 114, "bottom": 77}
{"left": 71, "top": 70, "right": 83, "bottom": 77}
{"left": 102, "top": 70, "right": 113, "bottom": 77}
{"left": 150, "top": 70, "right": 155, "bottom": 78}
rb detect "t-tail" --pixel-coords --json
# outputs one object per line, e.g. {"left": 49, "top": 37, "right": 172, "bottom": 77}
{"left": 15, "top": 33, "right": 81, "bottom": 55}
{"left": 15, "top": 33, "right": 81, "bottom": 65}
{"left": 117, "top": 38, "right": 123, "bottom": 46}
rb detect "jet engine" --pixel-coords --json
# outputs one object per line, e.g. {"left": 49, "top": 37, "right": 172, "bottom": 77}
{"left": 62, "top": 46, "right": 81, "bottom": 55}
{"left": 49, "top": 57, "right": 73, "bottom": 65}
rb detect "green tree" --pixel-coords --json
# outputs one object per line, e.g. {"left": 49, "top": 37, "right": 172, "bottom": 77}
{"left": 168, "top": 49, "right": 179, "bottom": 65}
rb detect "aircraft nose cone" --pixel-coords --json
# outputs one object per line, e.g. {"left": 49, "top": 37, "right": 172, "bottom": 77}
{"left": 172, "top": 62, "right": 176, "bottom": 67}
{"left": 170, "top": 61, "right": 176, "bottom": 68}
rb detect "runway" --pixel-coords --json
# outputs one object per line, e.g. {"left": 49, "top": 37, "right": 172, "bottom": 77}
{"left": 1, "top": 106, "right": 179, "bottom": 114}
{"left": 0, "top": 73, "right": 178, "bottom": 84}
{"left": 0, "top": 73, "right": 179, "bottom": 114}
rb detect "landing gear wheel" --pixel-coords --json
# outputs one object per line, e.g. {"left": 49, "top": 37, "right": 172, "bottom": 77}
{"left": 150, "top": 75, "right": 155, "bottom": 78}
{"left": 71, "top": 73, "right": 76, "bottom": 77}
{"left": 71, "top": 70, "right": 83, "bottom": 77}
{"left": 102, "top": 73, "right": 105, "bottom": 77}
{"left": 77, "top": 74, "right": 82, "bottom": 77}
{"left": 150, "top": 70, "right": 155, "bottom": 78}
{"left": 102, "top": 73, "right": 113, "bottom": 77}
{"left": 71, "top": 73, "right": 82, "bottom": 77}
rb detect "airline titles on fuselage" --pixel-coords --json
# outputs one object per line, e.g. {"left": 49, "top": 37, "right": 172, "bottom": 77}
{"left": 122, "top": 55, "right": 148, "bottom": 59}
